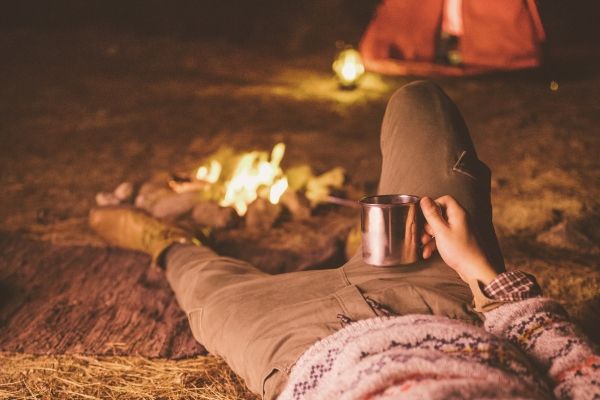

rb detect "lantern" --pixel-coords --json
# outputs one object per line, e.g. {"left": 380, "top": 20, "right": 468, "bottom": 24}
{"left": 332, "top": 47, "right": 365, "bottom": 89}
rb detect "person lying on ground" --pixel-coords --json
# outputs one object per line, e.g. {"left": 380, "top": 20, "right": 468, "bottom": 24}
{"left": 89, "top": 81, "right": 600, "bottom": 400}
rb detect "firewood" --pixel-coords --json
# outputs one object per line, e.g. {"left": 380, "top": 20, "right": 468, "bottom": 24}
{"left": 134, "top": 182, "right": 172, "bottom": 212}
{"left": 151, "top": 192, "right": 200, "bottom": 220}
{"left": 192, "top": 201, "right": 238, "bottom": 228}
{"left": 280, "top": 190, "right": 311, "bottom": 220}
{"left": 245, "top": 198, "right": 282, "bottom": 231}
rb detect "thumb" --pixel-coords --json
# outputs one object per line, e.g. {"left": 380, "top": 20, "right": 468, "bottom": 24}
{"left": 420, "top": 197, "right": 447, "bottom": 235}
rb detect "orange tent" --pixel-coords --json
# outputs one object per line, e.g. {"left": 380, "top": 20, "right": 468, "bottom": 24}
{"left": 359, "top": 0, "right": 546, "bottom": 76}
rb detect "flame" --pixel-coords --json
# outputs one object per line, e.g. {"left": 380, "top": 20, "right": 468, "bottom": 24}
{"left": 332, "top": 48, "right": 365, "bottom": 87}
{"left": 219, "top": 143, "right": 288, "bottom": 216}
{"left": 269, "top": 177, "right": 288, "bottom": 204}
{"left": 196, "top": 159, "right": 222, "bottom": 183}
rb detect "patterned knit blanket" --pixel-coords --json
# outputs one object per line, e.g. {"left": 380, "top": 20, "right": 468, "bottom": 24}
{"left": 278, "top": 298, "right": 600, "bottom": 399}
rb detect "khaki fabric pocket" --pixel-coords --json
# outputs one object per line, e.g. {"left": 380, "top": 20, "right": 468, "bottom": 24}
{"left": 358, "top": 279, "right": 480, "bottom": 323}
{"left": 412, "top": 285, "right": 480, "bottom": 323}
{"left": 333, "top": 284, "right": 378, "bottom": 321}
{"left": 359, "top": 281, "right": 433, "bottom": 316}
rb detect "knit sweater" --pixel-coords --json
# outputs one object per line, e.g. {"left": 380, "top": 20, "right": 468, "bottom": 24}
{"left": 278, "top": 275, "right": 600, "bottom": 399}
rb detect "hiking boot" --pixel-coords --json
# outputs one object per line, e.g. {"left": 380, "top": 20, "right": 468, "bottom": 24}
{"left": 89, "top": 206, "right": 200, "bottom": 264}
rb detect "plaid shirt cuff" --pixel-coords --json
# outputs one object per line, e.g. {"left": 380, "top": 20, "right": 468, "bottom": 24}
{"left": 482, "top": 271, "right": 542, "bottom": 302}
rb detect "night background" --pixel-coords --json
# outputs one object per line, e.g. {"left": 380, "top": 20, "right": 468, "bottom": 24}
{"left": 1, "top": 1, "right": 599, "bottom": 398}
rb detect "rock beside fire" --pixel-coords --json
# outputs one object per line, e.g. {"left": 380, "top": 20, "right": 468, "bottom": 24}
{"left": 246, "top": 198, "right": 282, "bottom": 231}
{"left": 192, "top": 201, "right": 238, "bottom": 228}
{"left": 95, "top": 192, "right": 120, "bottom": 206}
{"left": 114, "top": 182, "right": 134, "bottom": 202}
{"left": 95, "top": 181, "right": 134, "bottom": 206}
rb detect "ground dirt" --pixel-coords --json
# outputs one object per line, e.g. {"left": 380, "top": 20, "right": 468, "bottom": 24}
{"left": 1, "top": 29, "right": 599, "bottom": 399}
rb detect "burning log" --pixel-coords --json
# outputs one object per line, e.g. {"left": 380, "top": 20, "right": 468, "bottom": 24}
{"left": 280, "top": 190, "right": 311, "bottom": 220}
{"left": 245, "top": 198, "right": 282, "bottom": 231}
{"left": 324, "top": 195, "right": 360, "bottom": 209}
{"left": 192, "top": 201, "right": 238, "bottom": 228}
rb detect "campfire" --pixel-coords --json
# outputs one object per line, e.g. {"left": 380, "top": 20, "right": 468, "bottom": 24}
{"left": 96, "top": 143, "right": 355, "bottom": 231}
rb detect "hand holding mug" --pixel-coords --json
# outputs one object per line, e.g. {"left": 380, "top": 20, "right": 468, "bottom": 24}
{"left": 420, "top": 195, "right": 500, "bottom": 285}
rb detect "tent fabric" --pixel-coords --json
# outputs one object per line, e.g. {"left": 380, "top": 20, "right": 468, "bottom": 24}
{"left": 359, "top": 0, "right": 545, "bottom": 76}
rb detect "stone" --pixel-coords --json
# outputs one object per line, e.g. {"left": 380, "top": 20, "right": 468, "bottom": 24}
{"left": 192, "top": 201, "right": 238, "bottom": 228}
{"left": 96, "top": 192, "right": 120, "bottom": 206}
{"left": 113, "top": 182, "right": 134, "bottom": 202}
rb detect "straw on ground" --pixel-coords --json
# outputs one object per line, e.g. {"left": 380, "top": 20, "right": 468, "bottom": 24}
{"left": 0, "top": 353, "right": 257, "bottom": 400}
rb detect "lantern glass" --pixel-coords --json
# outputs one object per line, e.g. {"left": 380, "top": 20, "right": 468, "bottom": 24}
{"left": 332, "top": 48, "right": 365, "bottom": 89}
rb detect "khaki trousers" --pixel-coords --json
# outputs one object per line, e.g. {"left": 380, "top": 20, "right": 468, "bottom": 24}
{"left": 165, "top": 81, "right": 504, "bottom": 399}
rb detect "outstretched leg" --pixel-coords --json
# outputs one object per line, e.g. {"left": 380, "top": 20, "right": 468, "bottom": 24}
{"left": 164, "top": 243, "right": 358, "bottom": 399}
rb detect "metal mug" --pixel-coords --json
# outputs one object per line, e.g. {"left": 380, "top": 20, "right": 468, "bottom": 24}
{"left": 360, "top": 194, "right": 424, "bottom": 267}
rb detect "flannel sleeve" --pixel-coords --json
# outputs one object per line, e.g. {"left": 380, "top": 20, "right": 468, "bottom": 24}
{"left": 482, "top": 270, "right": 542, "bottom": 301}
{"left": 469, "top": 270, "right": 542, "bottom": 313}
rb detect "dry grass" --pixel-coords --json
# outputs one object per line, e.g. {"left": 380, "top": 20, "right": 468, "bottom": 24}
{"left": 0, "top": 353, "right": 258, "bottom": 400}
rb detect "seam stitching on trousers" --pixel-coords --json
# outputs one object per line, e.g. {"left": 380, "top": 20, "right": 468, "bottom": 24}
{"left": 452, "top": 149, "right": 478, "bottom": 180}
{"left": 339, "top": 267, "right": 352, "bottom": 286}
{"left": 333, "top": 294, "right": 351, "bottom": 317}
{"left": 186, "top": 306, "right": 203, "bottom": 319}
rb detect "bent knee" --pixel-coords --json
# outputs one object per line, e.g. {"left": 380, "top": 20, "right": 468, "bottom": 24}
{"left": 387, "top": 80, "right": 446, "bottom": 109}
